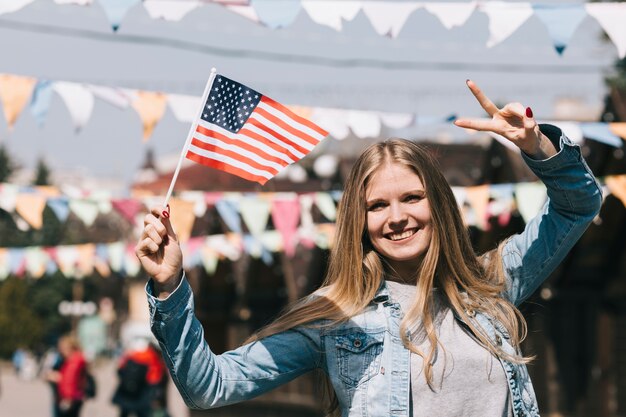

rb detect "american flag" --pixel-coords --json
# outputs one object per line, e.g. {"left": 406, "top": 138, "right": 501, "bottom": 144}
{"left": 185, "top": 74, "right": 328, "bottom": 185}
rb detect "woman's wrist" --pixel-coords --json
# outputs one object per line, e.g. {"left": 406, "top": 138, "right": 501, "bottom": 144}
{"left": 154, "top": 269, "right": 183, "bottom": 300}
{"left": 521, "top": 130, "right": 558, "bottom": 160}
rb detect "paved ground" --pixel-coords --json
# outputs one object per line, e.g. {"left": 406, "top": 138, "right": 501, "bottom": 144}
{"left": 0, "top": 360, "right": 188, "bottom": 417}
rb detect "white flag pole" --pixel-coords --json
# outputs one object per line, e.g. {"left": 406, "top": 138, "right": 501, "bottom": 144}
{"left": 162, "top": 67, "right": 217, "bottom": 209}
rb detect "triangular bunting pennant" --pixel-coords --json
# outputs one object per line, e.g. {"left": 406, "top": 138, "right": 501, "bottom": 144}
{"left": 581, "top": 123, "right": 623, "bottom": 148}
{"left": 15, "top": 192, "right": 47, "bottom": 229}
{"left": 111, "top": 198, "right": 145, "bottom": 224}
{"left": 465, "top": 184, "right": 490, "bottom": 230}
{"left": 0, "top": 248, "right": 9, "bottom": 280}
{"left": 167, "top": 94, "right": 202, "bottom": 123}
{"left": 0, "top": 74, "right": 36, "bottom": 129}
{"left": 362, "top": 2, "right": 421, "bottom": 38}
{"left": 301, "top": 1, "right": 361, "bottom": 31}
{"left": 348, "top": 110, "right": 382, "bottom": 138}
{"left": 215, "top": 198, "right": 242, "bottom": 233}
{"left": 142, "top": 0, "right": 202, "bottom": 21}
{"left": 96, "top": 0, "right": 141, "bottom": 31}
{"left": 29, "top": 80, "right": 54, "bottom": 128}
{"left": 514, "top": 182, "right": 547, "bottom": 223}
{"left": 53, "top": 82, "right": 95, "bottom": 131}
{"left": 239, "top": 196, "right": 271, "bottom": 236}
{"left": 423, "top": 2, "right": 476, "bottom": 30}
{"left": 532, "top": 4, "right": 586, "bottom": 55}
{"left": 168, "top": 198, "right": 196, "bottom": 243}
{"left": 0, "top": 183, "right": 19, "bottom": 213}
{"left": 314, "top": 192, "right": 336, "bottom": 221}
{"left": 586, "top": 3, "right": 626, "bottom": 58}
{"left": 69, "top": 199, "right": 100, "bottom": 226}
{"left": 201, "top": 246, "right": 219, "bottom": 275}
{"left": 606, "top": 175, "right": 626, "bottom": 207}
{"left": 271, "top": 195, "right": 301, "bottom": 257}
{"left": 609, "top": 123, "right": 626, "bottom": 140}
{"left": 481, "top": 2, "right": 533, "bottom": 48}
{"left": 0, "top": 0, "right": 35, "bottom": 16}
{"left": 131, "top": 91, "right": 167, "bottom": 141}
{"left": 250, "top": 0, "right": 301, "bottom": 29}
{"left": 88, "top": 85, "right": 130, "bottom": 109}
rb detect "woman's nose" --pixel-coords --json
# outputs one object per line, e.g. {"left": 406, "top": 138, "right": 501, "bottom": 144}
{"left": 388, "top": 202, "right": 407, "bottom": 225}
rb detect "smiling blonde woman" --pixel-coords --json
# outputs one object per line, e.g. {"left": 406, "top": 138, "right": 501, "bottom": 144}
{"left": 135, "top": 81, "right": 602, "bottom": 417}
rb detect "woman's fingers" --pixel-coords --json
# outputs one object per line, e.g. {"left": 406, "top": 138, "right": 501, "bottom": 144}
{"left": 453, "top": 118, "right": 499, "bottom": 132}
{"left": 466, "top": 80, "right": 499, "bottom": 116}
{"left": 150, "top": 206, "right": 178, "bottom": 243}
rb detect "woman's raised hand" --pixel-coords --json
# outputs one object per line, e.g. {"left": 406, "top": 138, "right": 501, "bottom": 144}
{"left": 135, "top": 206, "right": 183, "bottom": 298}
{"left": 454, "top": 80, "right": 556, "bottom": 159}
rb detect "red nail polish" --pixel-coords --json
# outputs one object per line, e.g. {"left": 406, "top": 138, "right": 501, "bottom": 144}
{"left": 162, "top": 210, "right": 170, "bottom": 219}
{"left": 525, "top": 107, "right": 533, "bottom": 118}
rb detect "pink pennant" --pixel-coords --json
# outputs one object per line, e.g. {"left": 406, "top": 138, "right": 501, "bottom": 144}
{"left": 111, "top": 199, "right": 145, "bottom": 224}
{"left": 271, "top": 198, "right": 301, "bottom": 257}
{"left": 204, "top": 192, "right": 224, "bottom": 207}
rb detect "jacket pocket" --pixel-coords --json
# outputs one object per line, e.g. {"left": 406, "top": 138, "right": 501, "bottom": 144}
{"left": 334, "top": 329, "right": 385, "bottom": 388}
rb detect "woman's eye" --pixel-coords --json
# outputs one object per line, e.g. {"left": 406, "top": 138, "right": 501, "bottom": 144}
{"left": 405, "top": 194, "right": 423, "bottom": 202}
{"left": 367, "top": 202, "right": 385, "bottom": 211}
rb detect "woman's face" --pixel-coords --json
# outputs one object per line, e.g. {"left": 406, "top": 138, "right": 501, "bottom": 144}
{"left": 365, "top": 162, "right": 433, "bottom": 273}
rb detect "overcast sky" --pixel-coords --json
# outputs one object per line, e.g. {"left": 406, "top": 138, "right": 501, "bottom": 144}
{"left": 0, "top": 0, "right": 618, "bottom": 193}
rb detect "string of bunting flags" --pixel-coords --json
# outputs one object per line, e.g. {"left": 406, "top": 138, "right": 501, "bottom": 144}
{"left": 2, "top": 1, "right": 626, "bottom": 57}
{"left": 2, "top": 72, "right": 626, "bottom": 148}
{"left": 1, "top": 175, "right": 625, "bottom": 280}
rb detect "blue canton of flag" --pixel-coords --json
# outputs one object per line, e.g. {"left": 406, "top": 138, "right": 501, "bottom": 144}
{"left": 186, "top": 74, "right": 329, "bottom": 185}
{"left": 203, "top": 76, "right": 261, "bottom": 133}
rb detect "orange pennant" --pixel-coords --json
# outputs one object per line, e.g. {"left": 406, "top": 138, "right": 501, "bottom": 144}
{"left": 168, "top": 198, "right": 196, "bottom": 243}
{"left": 131, "top": 91, "right": 167, "bottom": 141}
{"left": 0, "top": 74, "right": 36, "bottom": 129}
{"left": 609, "top": 123, "right": 626, "bottom": 141}
{"left": 15, "top": 193, "right": 46, "bottom": 229}
{"left": 606, "top": 175, "right": 626, "bottom": 207}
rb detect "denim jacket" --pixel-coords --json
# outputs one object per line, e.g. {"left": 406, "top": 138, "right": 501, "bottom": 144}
{"left": 147, "top": 125, "right": 602, "bottom": 417}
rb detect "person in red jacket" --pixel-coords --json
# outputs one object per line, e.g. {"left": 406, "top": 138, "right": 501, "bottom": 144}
{"left": 46, "top": 334, "right": 87, "bottom": 417}
{"left": 112, "top": 339, "right": 169, "bottom": 417}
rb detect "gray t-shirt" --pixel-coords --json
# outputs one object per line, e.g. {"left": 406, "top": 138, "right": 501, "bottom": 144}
{"left": 386, "top": 280, "right": 513, "bottom": 417}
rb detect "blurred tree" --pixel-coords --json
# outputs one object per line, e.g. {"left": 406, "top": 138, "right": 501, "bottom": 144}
{"left": 0, "top": 278, "right": 43, "bottom": 357}
{"left": 33, "top": 157, "right": 51, "bottom": 186}
{"left": 0, "top": 145, "right": 15, "bottom": 183}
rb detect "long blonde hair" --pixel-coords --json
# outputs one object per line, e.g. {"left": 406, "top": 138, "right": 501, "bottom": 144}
{"left": 251, "top": 139, "right": 528, "bottom": 412}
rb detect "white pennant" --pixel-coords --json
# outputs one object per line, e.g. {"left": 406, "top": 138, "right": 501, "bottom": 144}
{"left": 168, "top": 94, "right": 202, "bottom": 123}
{"left": 586, "top": 3, "right": 626, "bottom": 58}
{"left": 481, "top": 2, "right": 533, "bottom": 48}
{"left": 53, "top": 82, "right": 95, "bottom": 131}
{"left": 348, "top": 110, "right": 381, "bottom": 138}
{"left": 362, "top": 1, "right": 421, "bottom": 38}
{"left": 311, "top": 108, "right": 350, "bottom": 140}
{"left": 239, "top": 197, "right": 271, "bottom": 236}
{"left": 423, "top": 2, "right": 476, "bottom": 30}
{"left": 54, "top": 0, "right": 93, "bottom": 4}
{"left": 0, "top": 183, "right": 18, "bottom": 213}
{"left": 226, "top": 5, "right": 259, "bottom": 22}
{"left": 143, "top": 0, "right": 202, "bottom": 21}
{"left": 515, "top": 182, "right": 547, "bottom": 223}
{"left": 0, "top": 0, "right": 35, "bottom": 15}
{"left": 69, "top": 199, "right": 100, "bottom": 226}
{"left": 378, "top": 112, "right": 414, "bottom": 129}
{"left": 88, "top": 85, "right": 130, "bottom": 109}
{"left": 301, "top": 1, "right": 361, "bottom": 31}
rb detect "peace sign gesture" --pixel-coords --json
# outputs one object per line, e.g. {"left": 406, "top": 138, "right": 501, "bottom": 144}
{"left": 454, "top": 80, "right": 557, "bottom": 159}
